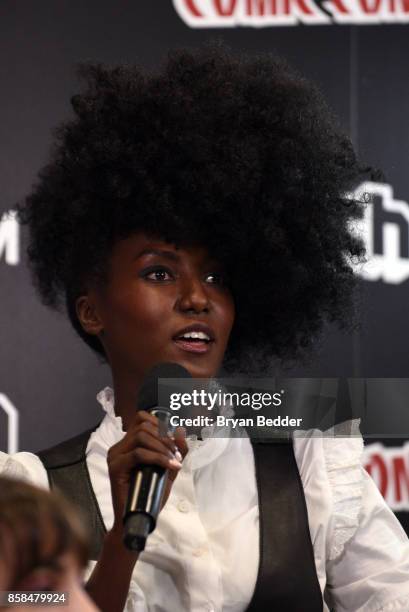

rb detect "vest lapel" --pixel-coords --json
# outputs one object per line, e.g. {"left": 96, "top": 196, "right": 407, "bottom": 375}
{"left": 38, "top": 426, "right": 106, "bottom": 561}
{"left": 246, "top": 439, "right": 323, "bottom": 611}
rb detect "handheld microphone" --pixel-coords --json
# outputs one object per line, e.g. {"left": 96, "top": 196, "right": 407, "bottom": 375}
{"left": 123, "top": 362, "right": 191, "bottom": 552}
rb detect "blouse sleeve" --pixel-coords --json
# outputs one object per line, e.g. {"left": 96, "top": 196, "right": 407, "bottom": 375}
{"left": 325, "top": 453, "right": 409, "bottom": 611}
{"left": 0, "top": 451, "right": 49, "bottom": 489}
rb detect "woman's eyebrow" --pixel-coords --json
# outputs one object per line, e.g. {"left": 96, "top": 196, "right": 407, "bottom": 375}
{"left": 135, "top": 248, "right": 180, "bottom": 262}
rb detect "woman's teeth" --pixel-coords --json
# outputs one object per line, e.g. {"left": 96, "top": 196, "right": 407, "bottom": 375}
{"left": 180, "top": 332, "right": 210, "bottom": 342}
{"left": 174, "top": 331, "right": 212, "bottom": 354}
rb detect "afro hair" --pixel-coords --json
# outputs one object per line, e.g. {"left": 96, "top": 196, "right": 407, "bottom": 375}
{"left": 19, "top": 42, "right": 367, "bottom": 374}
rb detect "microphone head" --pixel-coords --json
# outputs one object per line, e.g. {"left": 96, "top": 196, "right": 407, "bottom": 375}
{"left": 137, "top": 362, "right": 192, "bottom": 412}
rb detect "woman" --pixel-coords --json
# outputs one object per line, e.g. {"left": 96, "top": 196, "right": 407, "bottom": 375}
{"left": 2, "top": 44, "right": 409, "bottom": 611}
{"left": 0, "top": 476, "right": 98, "bottom": 611}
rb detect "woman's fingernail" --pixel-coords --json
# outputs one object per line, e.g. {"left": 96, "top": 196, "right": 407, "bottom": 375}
{"left": 174, "top": 450, "right": 183, "bottom": 462}
{"left": 168, "top": 458, "right": 182, "bottom": 468}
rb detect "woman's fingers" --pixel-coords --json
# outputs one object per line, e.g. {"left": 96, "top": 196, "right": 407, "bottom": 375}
{"left": 109, "top": 431, "right": 179, "bottom": 469}
{"left": 112, "top": 411, "right": 178, "bottom": 456}
{"left": 109, "top": 447, "right": 182, "bottom": 476}
{"left": 167, "top": 427, "right": 188, "bottom": 483}
{"left": 107, "top": 412, "right": 187, "bottom": 480}
{"left": 107, "top": 413, "right": 189, "bottom": 526}
{"left": 130, "top": 430, "right": 178, "bottom": 460}
{"left": 173, "top": 426, "right": 189, "bottom": 459}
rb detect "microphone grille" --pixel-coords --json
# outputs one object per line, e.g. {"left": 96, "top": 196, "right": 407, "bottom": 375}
{"left": 137, "top": 362, "right": 192, "bottom": 411}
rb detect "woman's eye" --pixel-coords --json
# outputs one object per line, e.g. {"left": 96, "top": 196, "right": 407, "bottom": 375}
{"left": 205, "top": 272, "right": 224, "bottom": 285}
{"left": 142, "top": 267, "right": 173, "bottom": 282}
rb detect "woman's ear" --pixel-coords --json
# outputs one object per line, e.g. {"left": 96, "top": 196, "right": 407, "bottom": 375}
{"left": 75, "top": 294, "right": 104, "bottom": 336}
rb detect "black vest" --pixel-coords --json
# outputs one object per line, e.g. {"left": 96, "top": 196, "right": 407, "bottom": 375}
{"left": 38, "top": 428, "right": 323, "bottom": 611}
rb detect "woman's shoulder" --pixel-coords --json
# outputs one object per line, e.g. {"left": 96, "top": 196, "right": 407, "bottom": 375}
{"left": 0, "top": 450, "right": 49, "bottom": 489}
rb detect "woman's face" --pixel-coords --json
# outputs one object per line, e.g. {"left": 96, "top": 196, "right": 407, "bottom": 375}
{"left": 80, "top": 233, "right": 235, "bottom": 382}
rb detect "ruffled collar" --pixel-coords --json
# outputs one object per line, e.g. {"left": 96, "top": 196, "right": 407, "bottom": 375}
{"left": 95, "top": 387, "right": 125, "bottom": 448}
{"left": 96, "top": 386, "right": 117, "bottom": 419}
{"left": 95, "top": 385, "right": 247, "bottom": 470}
{"left": 96, "top": 384, "right": 237, "bottom": 431}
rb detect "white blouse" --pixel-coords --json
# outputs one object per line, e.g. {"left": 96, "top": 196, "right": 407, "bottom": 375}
{"left": 1, "top": 387, "right": 409, "bottom": 612}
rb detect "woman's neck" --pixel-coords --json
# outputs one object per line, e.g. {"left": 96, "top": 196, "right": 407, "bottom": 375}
{"left": 110, "top": 371, "right": 143, "bottom": 432}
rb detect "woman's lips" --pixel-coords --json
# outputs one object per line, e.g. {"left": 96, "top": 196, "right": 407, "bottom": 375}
{"left": 173, "top": 338, "right": 213, "bottom": 354}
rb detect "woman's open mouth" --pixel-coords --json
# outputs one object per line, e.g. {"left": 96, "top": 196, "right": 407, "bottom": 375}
{"left": 172, "top": 326, "right": 215, "bottom": 354}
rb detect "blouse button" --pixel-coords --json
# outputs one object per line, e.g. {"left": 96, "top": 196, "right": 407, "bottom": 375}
{"left": 177, "top": 499, "right": 190, "bottom": 513}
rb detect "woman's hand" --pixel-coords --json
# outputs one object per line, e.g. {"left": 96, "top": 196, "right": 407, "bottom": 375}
{"left": 107, "top": 410, "right": 188, "bottom": 534}
{"left": 88, "top": 410, "right": 188, "bottom": 612}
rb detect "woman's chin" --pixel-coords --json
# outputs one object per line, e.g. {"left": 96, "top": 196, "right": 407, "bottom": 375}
{"left": 169, "top": 355, "right": 219, "bottom": 379}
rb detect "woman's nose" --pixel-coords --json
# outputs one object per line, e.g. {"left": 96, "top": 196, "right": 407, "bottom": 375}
{"left": 176, "top": 276, "right": 210, "bottom": 314}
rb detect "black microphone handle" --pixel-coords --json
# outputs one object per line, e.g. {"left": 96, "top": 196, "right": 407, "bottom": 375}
{"left": 123, "top": 464, "right": 168, "bottom": 552}
{"left": 123, "top": 407, "right": 174, "bottom": 552}
{"left": 122, "top": 363, "right": 191, "bottom": 552}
